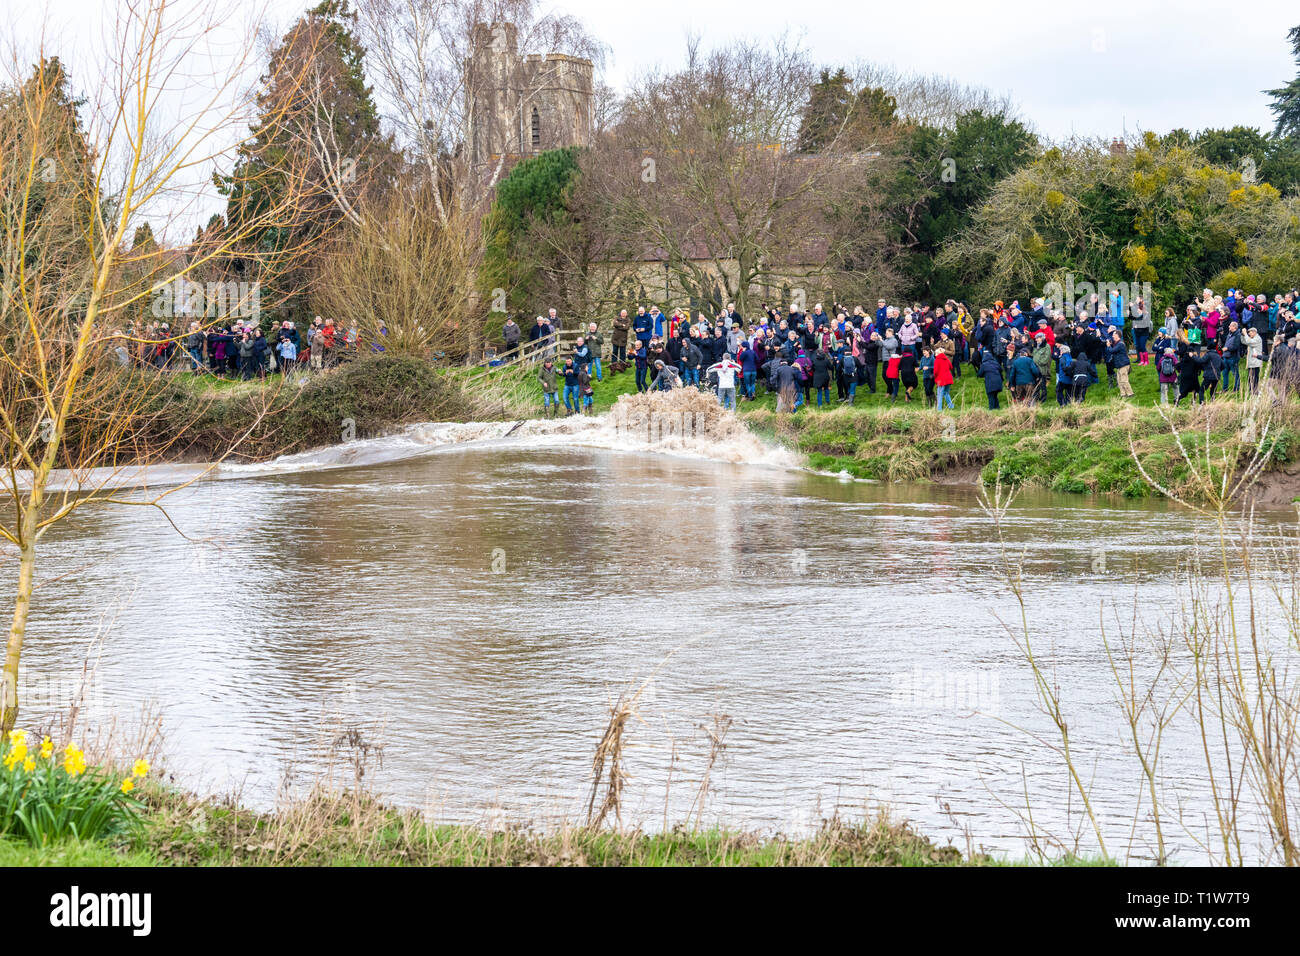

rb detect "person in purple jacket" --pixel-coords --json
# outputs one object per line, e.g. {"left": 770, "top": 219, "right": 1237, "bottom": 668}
{"left": 793, "top": 349, "right": 813, "bottom": 406}
{"left": 1156, "top": 346, "right": 1179, "bottom": 406}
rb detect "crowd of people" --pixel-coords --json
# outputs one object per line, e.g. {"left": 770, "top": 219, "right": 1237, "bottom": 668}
{"left": 117, "top": 286, "right": 1300, "bottom": 414}
{"left": 532, "top": 287, "right": 1300, "bottom": 413}
{"left": 120, "top": 316, "right": 376, "bottom": 378}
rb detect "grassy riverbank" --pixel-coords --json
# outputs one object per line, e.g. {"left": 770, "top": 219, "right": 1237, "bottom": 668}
{"left": 744, "top": 400, "right": 1300, "bottom": 501}
{"left": 0, "top": 784, "right": 1104, "bottom": 867}
{"left": 574, "top": 361, "right": 1300, "bottom": 502}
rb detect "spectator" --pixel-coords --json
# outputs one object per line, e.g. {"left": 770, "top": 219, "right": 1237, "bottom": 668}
{"left": 709, "top": 353, "right": 742, "bottom": 410}
{"left": 537, "top": 359, "right": 559, "bottom": 415}
{"left": 502, "top": 317, "right": 521, "bottom": 353}
{"left": 586, "top": 323, "right": 604, "bottom": 381}
{"left": 979, "top": 349, "right": 1004, "bottom": 410}
{"left": 611, "top": 310, "right": 630, "bottom": 363}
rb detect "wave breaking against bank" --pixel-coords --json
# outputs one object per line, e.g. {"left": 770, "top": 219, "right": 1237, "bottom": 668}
{"left": 46, "top": 389, "right": 804, "bottom": 493}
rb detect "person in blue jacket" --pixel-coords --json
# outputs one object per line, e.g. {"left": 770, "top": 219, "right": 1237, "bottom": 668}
{"left": 572, "top": 337, "right": 592, "bottom": 373}
{"left": 1054, "top": 345, "right": 1074, "bottom": 406}
{"left": 632, "top": 308, "right": 653, "bottom": 345}
{"left": 736, "top": 341, "right": 758, "bottom": 400}
{"left": 1007, "top": 305, "right": 1025, "bottom": 334}
{"left": 1008, "top": 351, "right": 1039, "bottom": 404}
{"left": 561, "top": 357, "right": 580, "bottom": 414}
{"left": 978, "top": 349, "right": 1004, "bottom": 409}
{"left": 632, "top": 342, "right": 649, "bottom": 393}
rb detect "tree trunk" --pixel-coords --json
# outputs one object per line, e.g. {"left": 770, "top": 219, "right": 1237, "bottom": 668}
{"left": 2, "top": 527, "right": 36, "bottom": 734}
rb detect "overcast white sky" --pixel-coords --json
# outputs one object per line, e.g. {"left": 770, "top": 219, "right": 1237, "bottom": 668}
{"left": 19, "top": 0, "right": 1298, "bottom": 138}
{"left": 9, "top": 0, "right": 1297, "bottom": 236}
{"left": 563, "top": 0, "right": 1297, "bottom": 139}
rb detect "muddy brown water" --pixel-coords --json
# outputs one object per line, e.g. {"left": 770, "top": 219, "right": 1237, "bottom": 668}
{"left": 8, "top": 427, "right": 1298, "bottom": 863}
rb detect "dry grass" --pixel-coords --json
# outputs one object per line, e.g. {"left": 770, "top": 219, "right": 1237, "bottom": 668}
{"left": 982, "top": 386, "right": 1300, "bottom": 865}
{"left": 587, "top": 690, "right": 641, "bottom": 829}
{"left": 130, "top": 784, "right": 984, "bottom": 866}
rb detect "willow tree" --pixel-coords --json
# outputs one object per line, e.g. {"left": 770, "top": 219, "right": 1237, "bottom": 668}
{"left": 0, "top": 0, "right": 332, "bottom": 733}
{"left": 311, "top": 183, "right": 477, "bottom": 356}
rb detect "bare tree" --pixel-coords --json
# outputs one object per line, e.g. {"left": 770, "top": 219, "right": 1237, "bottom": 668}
{"left": 850, "top": 62, "right": 1020, "bottom": 131}
{"left": 311, "top": 182, "right": 476, "bottom": 355}
{"left": 583, "top": 37, "right": 892, "bottom": 315}
{"left": 0, "top": 0, "right": 327, "bottom": 733}
{"left": 354, "top": 0, "right": 605, "bottom": 219}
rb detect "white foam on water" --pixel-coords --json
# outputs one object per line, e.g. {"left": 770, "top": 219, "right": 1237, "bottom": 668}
{"left": 477, "top": 411, "right": 803, "bottom": 470}
{"left": 33, "top": 397, "right": 805, "bottom": 493}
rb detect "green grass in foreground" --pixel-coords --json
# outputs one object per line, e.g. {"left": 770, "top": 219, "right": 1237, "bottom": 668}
{"left": 0, "top": 786, "right": 1110, "bottom": 867}
{"left": 0, "top": 839, "right": 159, "bottom": 867}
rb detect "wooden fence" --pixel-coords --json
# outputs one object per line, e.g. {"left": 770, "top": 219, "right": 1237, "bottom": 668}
{"left": 462, "top": 329, "right": 589, "bottom": 381}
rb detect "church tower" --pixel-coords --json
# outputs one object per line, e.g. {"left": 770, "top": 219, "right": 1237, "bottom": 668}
{"left": 466, "top": 22, "right": 594, "bottom": 171}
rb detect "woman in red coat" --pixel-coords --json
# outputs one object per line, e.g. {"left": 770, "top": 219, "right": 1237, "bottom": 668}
{"left": 885, "top": 352, "right": 902, "bottom": 401}
{"left": 934, "top": 349, "right": 955, "bottom": 409}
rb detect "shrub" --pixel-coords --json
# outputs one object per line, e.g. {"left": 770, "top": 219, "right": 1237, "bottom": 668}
{"left": 89, "top": 353, "right": 484, "bottom": 463}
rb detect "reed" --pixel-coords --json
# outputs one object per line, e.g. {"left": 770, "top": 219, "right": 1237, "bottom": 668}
{"left": 983, "top": 374, "right": 1300, "bottom": 865}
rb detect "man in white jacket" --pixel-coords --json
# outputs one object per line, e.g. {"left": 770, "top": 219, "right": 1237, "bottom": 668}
{"left": 708, "top": 353, "right": 743, "bottom": 410}
{"left": 1244, "top": 327, "right": 1264, "bottom": 393}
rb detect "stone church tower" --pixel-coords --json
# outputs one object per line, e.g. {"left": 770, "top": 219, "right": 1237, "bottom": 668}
{"left": 466, "top": 22, "right": 595, "bottom": 170}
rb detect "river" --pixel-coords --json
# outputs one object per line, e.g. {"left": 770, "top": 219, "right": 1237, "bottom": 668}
{"left": 8, "top": 409, "right": 1298, "bottom": 864}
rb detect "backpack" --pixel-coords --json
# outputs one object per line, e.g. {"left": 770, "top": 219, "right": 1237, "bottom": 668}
{"left": 1159, "top": 354, "right": 1176, "bottom": 377}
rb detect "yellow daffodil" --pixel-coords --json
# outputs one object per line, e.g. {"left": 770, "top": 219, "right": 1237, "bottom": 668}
{"left": 63, "top": 743, "right": 78, "bottom": 757}
{"left": 132, "top": 758, "right": 150, "bottom": 778}
{"left": 120, "top": 778, "right": 135, "bottom": 794}
{"left": 22, "top": 759, "right": 34, "bottom": 772}
{"left": 39, "top": 737, "right": 52, "bottom": 759}
{"left": 63, "top": 747, "right": 86, "bottom": 777}
{"left": 7, "top": 730, "right": 27, "bottom": 746}
{"left": 4, "top": 740, "right": 28, "bottom": 769}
